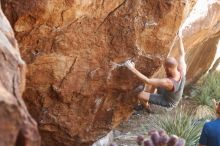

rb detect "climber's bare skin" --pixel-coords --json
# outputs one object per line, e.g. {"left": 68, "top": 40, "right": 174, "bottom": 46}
{"left": 125, "top": 31, "right": 186, "bottom": 108}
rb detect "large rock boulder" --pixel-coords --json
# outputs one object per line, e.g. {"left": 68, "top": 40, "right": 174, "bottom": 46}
{"left": 0, "top": 3, "right": 40, "bottom": 146}
{"left": 1, "top": 0, "right": 220, "bottom": 145}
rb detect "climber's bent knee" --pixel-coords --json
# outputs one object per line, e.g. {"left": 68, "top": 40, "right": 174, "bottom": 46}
{"left": 138, "top": 91, "right": 150, "bottom": 101}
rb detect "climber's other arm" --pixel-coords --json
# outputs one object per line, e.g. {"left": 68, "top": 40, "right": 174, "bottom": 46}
{"left": 178, "top": 30, "right": 187, "bottom": 76}
{"left": 125, "top": 60, "right": 173, "bottom": 90}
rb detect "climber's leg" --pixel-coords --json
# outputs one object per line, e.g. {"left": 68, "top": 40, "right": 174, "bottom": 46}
{"left": 136, "top": 84, "right": 157, "bottom": 108}
{"left": 129, "top": 84, "right": 145, "bottom": 98}
{"left": 132, "top": 85, "right": 159, "bottom": 109}
{"left": 148, "top": 93, "right": 173, "bottom": 108}
{"left": 138, "top": 90, "right": 174, "bottom": 108}
{"left": 138, "top": 91, "right": 151, "bottom": 108}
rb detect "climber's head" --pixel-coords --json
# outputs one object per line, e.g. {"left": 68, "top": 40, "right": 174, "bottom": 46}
{"left": 164, "top": 57, "right": 178, "bottom": 77}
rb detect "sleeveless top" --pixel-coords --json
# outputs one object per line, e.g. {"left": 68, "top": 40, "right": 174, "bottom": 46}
{"left": 157, "top": 68, "right": 186, "bottom": 107}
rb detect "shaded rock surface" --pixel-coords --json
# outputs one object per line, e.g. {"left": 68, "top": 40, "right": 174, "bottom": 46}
{"left": 0, "top": 3, "right": 40, "bottom": 146}
{"left": 1, "top": 0, "right": 220, "bottom": 145}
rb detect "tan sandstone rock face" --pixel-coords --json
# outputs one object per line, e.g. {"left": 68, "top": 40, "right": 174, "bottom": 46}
{"left": 1, "top": 0, "right": 220, "bottom": 145}
{"left": 0, "top": 3, "right": 40, "bottom": 146}
{"left": 182, "top": 0, "right": 220, "bottom": 84}
{"left": 154, "top": 0, "right": 220, "bottom": 84}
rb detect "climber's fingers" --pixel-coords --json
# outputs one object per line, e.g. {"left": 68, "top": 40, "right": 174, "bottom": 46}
{"left": 125, "top": 60, "right": 131, "bottom": 68}
{"left": 125, "top": 60, "right": 135, "bottom": 70}
{"left": 131, "top": 61, "right": 135, "bottom": 67}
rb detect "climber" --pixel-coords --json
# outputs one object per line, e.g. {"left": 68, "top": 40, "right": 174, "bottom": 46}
{"left": 125, "top": 30, "right": 186, "bottom": 109}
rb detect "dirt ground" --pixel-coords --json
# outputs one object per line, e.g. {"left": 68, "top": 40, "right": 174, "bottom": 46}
{"left": 113, "top": 109, "right": 150, "bottom": 146}
{"left": 112, "top": 98, "right": 203, "bottom": 146}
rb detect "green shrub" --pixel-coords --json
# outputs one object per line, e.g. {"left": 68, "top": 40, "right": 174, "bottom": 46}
{"left": 193, "top": 71, "right": 220, "bottom": 107}
{"left": 150, "top": 110, "right": 204, "bottom": 146}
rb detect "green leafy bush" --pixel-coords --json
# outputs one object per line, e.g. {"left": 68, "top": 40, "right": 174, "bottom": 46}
{"left": 193, "top": 71, "right": 220, "bottom": 107}
{"left": 151, "top": 110, "right": 204, "bottom": 146}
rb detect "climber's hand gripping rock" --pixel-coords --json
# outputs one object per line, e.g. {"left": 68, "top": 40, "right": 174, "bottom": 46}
{"left": 125, "top": 60, "right": 135, "bottom": 71}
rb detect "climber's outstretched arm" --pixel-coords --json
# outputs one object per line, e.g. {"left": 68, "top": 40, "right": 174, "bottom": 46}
{"left": 125, "top": 60, "right": 173, "bottom": 90}
{"left": 178, "top": 31, "right": 187, "bottom": 76}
